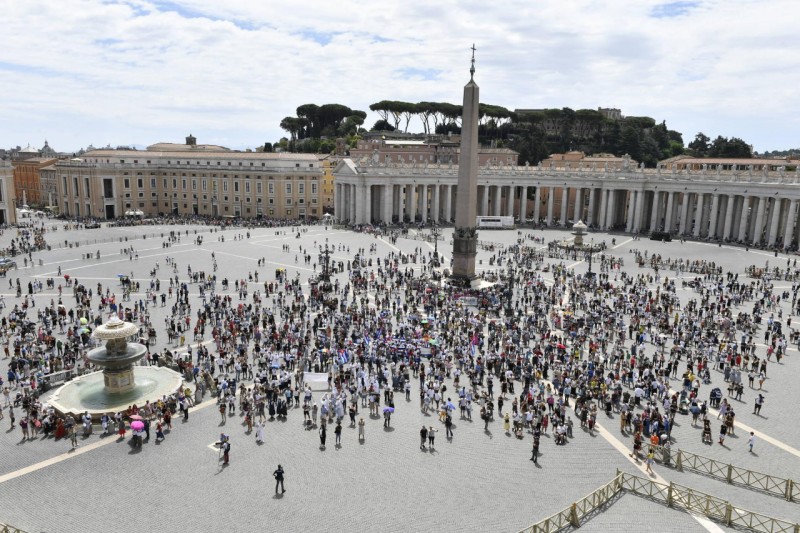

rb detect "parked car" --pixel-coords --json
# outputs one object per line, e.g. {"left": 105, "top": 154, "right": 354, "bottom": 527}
{"left": 0, "top": 258, "right": 17, "bottom": 273}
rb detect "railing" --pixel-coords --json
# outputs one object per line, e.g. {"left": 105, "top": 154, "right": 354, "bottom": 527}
{"left": 617, "top": 471, "right": 800, "bottom": 533}
{"left": 518, "top": 471, "right": 800, "bottom": 533}
{"left": 518, "top": 473, "right": 623, "bottom": 532}
{"left": 652, "top": 445, "right": 797, "bottom": 502}
{"left": 0, "top": 524, "right": 27, "bottom": 533}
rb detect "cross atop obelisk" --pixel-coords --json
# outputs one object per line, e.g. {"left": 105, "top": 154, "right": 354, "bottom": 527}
{"left": 450, "top": 45, "right": 480, "bottom": 284}
{"left": 470, "top": 44, "right": 476, "bottom": 80}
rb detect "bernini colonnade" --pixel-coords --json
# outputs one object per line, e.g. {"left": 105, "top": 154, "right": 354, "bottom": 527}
{"left": 333, "top": 159, "right": 800, "bottom": 248}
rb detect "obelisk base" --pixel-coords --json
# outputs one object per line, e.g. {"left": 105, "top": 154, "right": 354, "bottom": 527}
{"left": 451, "top": 226, "right": 478, "bottom": 283}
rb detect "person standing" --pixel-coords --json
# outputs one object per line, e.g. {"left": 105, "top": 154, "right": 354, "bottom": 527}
{"left": 222, "top": 436, "right": 230, "bottom": 465}
{"left": 319, "top": 423, "right": 327, "bottom": 449}
{"left": 748, "top": 432, "right": 756, "bottom": 453}
{"left": 255, "top": 421, "right": 265, "bottom": 444}
{"left": 334, "top": 421, "right": 342, "bottom": 446}
{"left": 530, "top": 436, "right": 540, "bottom": 464}
{"left": 445, "top": 413, "right": 453, "bottom": 439}
{"left": 428, "top": 426, "right": 437, "bottom": 448}
{"left": 753, "top": 394, "right": 764, "bottom": 415}
{"left": 69, "top": 425, "right": 78, "bottom": 449}
{"left": 645, "top": 450, "right": 655, "bottom": 474}
{"left": 273, "top": 464, "right": 285, "bottom": 494}
{"left": 420, "top": 425, "right": 428, "bottom": 449}
{"left": 358, "top": 417, "right": 365, "bottom": 441}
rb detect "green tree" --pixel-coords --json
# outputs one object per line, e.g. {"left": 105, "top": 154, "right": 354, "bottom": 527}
{"left": 688, "top": 132, "right": 710, "bottom": 157}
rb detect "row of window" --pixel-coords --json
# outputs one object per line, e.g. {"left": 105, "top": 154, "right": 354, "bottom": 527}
{"left": 118, "top": 178, "right": 319, "bottom": 195}
{"left": 106, "top": 159, "right": 316, "bottom": 169}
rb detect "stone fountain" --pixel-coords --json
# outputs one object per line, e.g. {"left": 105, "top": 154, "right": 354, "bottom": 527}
{"left": 48, "top": 316, "right": 184, "bottom": 418}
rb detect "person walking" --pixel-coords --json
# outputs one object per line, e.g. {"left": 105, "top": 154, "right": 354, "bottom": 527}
{"left": 222, "top": 436, "right": 230, "bottom": 465}
{"left": 645, "top": 450, "right": 655, "bottom": 474}
{"left": 273, "top": 464, "right": 285, "bottom": 494}
{"left": 219, "top": 403, "right": 226, "bottom": 423}
{"left": 69, "top": 425, "right": 78, "bottom": 449}
{"left": 420, "top": 425, "right": 428, "bottom": 449}
{"left": 334, "top": 421, "right": 342, "bottom": 446}
{"left": 428, "top": 426, "right": 437, "bottom": 448}
{"left": 445, "top": 413, "right": 453, "bottom": 439}
{"left": 358, "top": 417, "right": 365, "bottom": 441}
{"left": 748, "top": 432, "right": 756, "bottom": 453}
{"left": 255, "top": 421, "right": 265, "bottom": 444}
{"left": 319, "top": 423, "right": 327, "bottom": 449}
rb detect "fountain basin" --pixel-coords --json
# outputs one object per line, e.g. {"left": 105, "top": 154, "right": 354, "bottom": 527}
{"left": 47, "top": 366, "right": 184, "bottom": 419}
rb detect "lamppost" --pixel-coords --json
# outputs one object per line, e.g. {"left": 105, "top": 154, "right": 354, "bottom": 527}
{"left": 505, "top": 262, "right": 515, "bottom": 317}
{"left": 585, "top": 238, "right": 596, "bottom": 281}
{"left": 431, "top": 222, "right": 441, "bottom": 268}
{"left": 319, "top": 239, "right": 333, "bottom": 292}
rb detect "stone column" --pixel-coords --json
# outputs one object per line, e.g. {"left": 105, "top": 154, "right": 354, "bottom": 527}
{"left": 560, "top": 187, "right": 569, "bottom": 226}
{"left": 547, "top": 188, "right": 555, "bottom": 225}
{"left": 598, "top": 189, "right": 608, "bottom": 230}
{"left": 708, "top": 193, "right": 720, "bottom": 238}
{"left": 738, "top": 195, "right": 750, "bottom": 242}
{"left": 626, "top": 191, "right": 636, "bottom": 233}
{"left": 520, "top": 186, "right": 528, "bottom": 220}
{"left": 421, "top": 185, "right": 429, "bottom": 223}
{"left": 405, "top": 184, "right": 416, "bottom": 222}
{"left": 573, "top": 188, "right": 582, "bottom": 222}
{"left": 678, "top": 193, "right": 689, "bottom": 234}
{"left": 534, "top": 187, "right": 542, "bottom": 222}
{"left": 650, "top": 191, "right": 661, "bottom": 232}
{"left": 664, "top": 192, "right": 675, "bottom": 233}
{"left": 362, "top": 184, "right": 372, "bottom": 224}
{"left": 768, "top": 198, "right": 781, "bottom": 246}
{"left": 350, "top": 184, "right": 358, "bottom": 223}
{"left": 784, "top": 199, "right": 798, "bottom": 249}
{"left": 445, "top": 185, "right": 453, "bottom": 223}
{"left": 587, "top": 188, "right": 596, "bottom": 226}
{"left": 334, "top": 183, "right": 341, "bottom": 221}
{"left": 432, "top": 184, "right": 440, "bottom": 223}
{"left": 492, "top": 186, "right": 502, "bottom": 216}
{"left": 481, "top": 186, "right": 489, "bottom": 216}
{"left": 693, "top": 193, "right": 703, "bottom": 237}
{"left": 506, "top": 186, "right": 514, "bottom": 217}
{"left": 753, "top": 196, "right": 766, "bottom": 243}
{"left": 382, "top": 184, "right": 393, "bottom": 224}
{"left": 722, "top": 195, "right": 735, "bottom": 241}
{"left": 607, "top": 190, "right": 617, "bottom": 230}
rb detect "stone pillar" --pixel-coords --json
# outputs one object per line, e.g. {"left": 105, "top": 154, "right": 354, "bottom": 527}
{"left": 607, "top": 190, "right": 617, "bottom": 230}
{"left": 708, "top": 193, "right": 720, "bottom": 238}
{"left": 382, "top": 185, "right": 393, "bottom": 224}
{"left": 445, "top": 185, "right": 453, "bottom": 223}
{"left": 768, "top": 198, "right": 781, "bottom": 246}
{"left": 334, "top": 183, "right": 341, "bottom": 221}
{"left": 405, "top": 184, "right": 416, "bottom": 222}
{"left": 587, "top": 188, "right": 596, "bottom": 226}
{"left": 560, "top": 187, "right": 569, "bottom": 226}
{"left": 520, "top": 186, "right": 528, "bottom": 220}
{"left": 421, "top": 185, "right": 428, "bottom": 223}
{"left": 432, "top": 184, "right": 440, "bottom": 223}
{"left": 626, "top": 191, "right": 636, "bottom": 233}
{"left": 547, "top": 188, "right": 555, "bottom": 225}
{"left": 362, "top": 184, "right": 372, "bottom": 224}
{"left": 634, "top": 190, "right": 645, "bottom": 233}
{"left": 722, "top": 195, "right": 735, "bottom": 241}
{"left": 451, "top": 73, "right": 480, "bottom": 281}
{"left": 754, "top": 196, "right": 766, "bottom": 243}
{"left": 664, "top": 192, "right": 675, "bottom": 233}
{"left": 678, "top": 193, "right": 689, "bottom": 235}
{"left": 506, "top": 186, "right": 514, "bottom": 217}
{"left": 481, "top": 186, "right": 489, "bottom": 216}
{"left": 650, "top": 191, "right": 661, "bottom": 232}
{"left": 693, "top": 193, "right": 703, "bottom": 237}
{"left": 573, "top": 188, "right": 582, "bottom": 222}
{"left": 784, "top": 199, "right": 798, "bottom": 249}
{"left": 534, "top": 187, "right": 542, "bottom": 222}
{"left": 738, "top": 195, "right": 750, "bottom": 242}
{"left": 492, "top": 186, "right": 502, "bottom": 216}
{"left": 598, "top": 190, "right": 608, "bottom": 230}
{"left": 350, "top": 184, "right": 358, "bottom": 223}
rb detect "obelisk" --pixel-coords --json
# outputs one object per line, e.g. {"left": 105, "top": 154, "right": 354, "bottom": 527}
{"left": 451, "top": 45, "right": 480, "bottom": 283}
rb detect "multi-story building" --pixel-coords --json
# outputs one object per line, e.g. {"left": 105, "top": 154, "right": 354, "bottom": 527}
{"left": 46, "top": 137, "right": 324, "bottom": 220}
{"left": 0, "top": 160, "right": 18, "bottom": 224}
{"left": 350, "top": 133, "right": 518, "bottom": 166}
{"left": 12, "top": 157, "right": 57, "bottom": 206}
{"left": 317, "top": 155, "right": 335, "bottom": 214}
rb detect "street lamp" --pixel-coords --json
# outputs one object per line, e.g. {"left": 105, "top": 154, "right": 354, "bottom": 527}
{"left": 431, "top": 222, "right": 441, "bottom": 268}
{"left": 505, "top": 262, "right": 515, "bottom": 317}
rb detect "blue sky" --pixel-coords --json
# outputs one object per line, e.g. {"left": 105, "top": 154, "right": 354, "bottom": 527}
{"left": 1, "top": 0, "right": 798, "bottom": 153}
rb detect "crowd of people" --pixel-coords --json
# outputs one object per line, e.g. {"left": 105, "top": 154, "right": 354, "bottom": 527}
{"left": 0, "top": 216, "right": 792, "bottom": 478}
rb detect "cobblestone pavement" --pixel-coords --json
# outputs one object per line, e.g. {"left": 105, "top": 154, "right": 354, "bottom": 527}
{"left": 0, "top": 222, "right": 798, "bottom": 532}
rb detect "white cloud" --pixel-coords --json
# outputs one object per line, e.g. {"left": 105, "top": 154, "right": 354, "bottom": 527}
{"left": 0, "top": 0, "right": 798, "bottom": 152}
